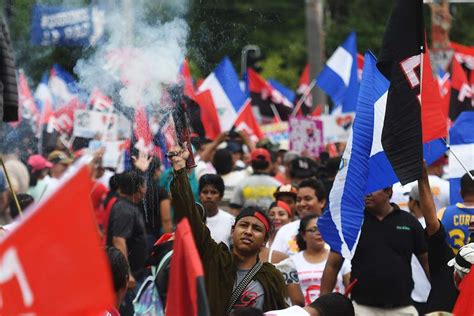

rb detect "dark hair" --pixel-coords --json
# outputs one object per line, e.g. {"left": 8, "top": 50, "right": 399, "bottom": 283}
{"left": 27, "top": 166, "right": 43, "bottom": 187}
{"left": 461, "top": 170, "right": 474, "bottom": 197}
{"left": 213, "top": 149, "right": 233, "bottom": 175}
{"left": 109, "top": 174, "right": 121, "bottom": 192}
{"left": 229, "top": 307, "right": 263, "bottom": 316}
{"left": 106, "top": 247, "right": 129, "bottom": 293}
{"left": 299, "top": 178, "right": 327, "bottom": 205}
{"left": 234, "top": 206, "right": 272, "bottom": 239}
{"left": 296, "top": 214, "right": 318, "bottom": 251}
{"left": 148, "top": 156, "right": 161, "bottom": 176}
{"left": 251, "top": 159, "right": 269, "bottom": 172}
{"left": 119, "top": 171, "right": 145, "bottom": 196}
{"left": 9, "top": 194, "right": 34, "bottom": 219}
{"left": 308, "top": 293, "right": 355, "bottom": 316}
{"left": 199, "top": 174, "right": 225, "bottom": 197}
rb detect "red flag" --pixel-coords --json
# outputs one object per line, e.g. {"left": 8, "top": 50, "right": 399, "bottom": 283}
{"left": 166, "top": 218, "right": 209, "bottom": 316}
{"left": 133, "top": 105, "right": 154, "bottom": 154}
{"left": 357, "top": 53, "right": 365, "bottom": 81}
{"left": 181, "top": 59, "right": 196, "bottom": 99}
{"left": 0, "top": 166, "right": 115, "bottom": 315}
{"left": 52, "top": 98, "right": 82, "bottom": 134}
{"left": 453, "top": 269, "right": 474, "bottom": 316}
{"left": 421, "top": 47, "right": 448, "bottom": 143}
{"left": 194, "top": 90, "right": 221, "bottom": 139}
{"left": 449, "top": 57, "right": 472, "bottom": 121}
{"left": 248, "top": 68, "right": 293, "bottom": 121}
{"left": 12, "top": 71, "right": 39, "bottom": 128}
{"left": 297, "top": 64, "right": 310, "bottom": 93}
{"left": 234, "top": 99, "right": 264, "bottom": 140}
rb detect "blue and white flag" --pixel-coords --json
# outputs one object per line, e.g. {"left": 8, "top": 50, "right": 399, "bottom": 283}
{"left": 317, "top": 32, "right": 359, "bottom": 113}
{"left": 318, "top": 52, "right": 387, "bottom": 259}
{"left": 268, "top": 79, "right": 296, "bottom": 105}
{"left": 49, "top": 64, "right": 81, "bottom": 108}
{"left": 31, "top": 5, "right": 104, "bottom": 46}
{"left": 448, "top": 112, "right": 474, "bottom": 204}
{"left": 198, "top": 57, "right": 247, "bottom": 132}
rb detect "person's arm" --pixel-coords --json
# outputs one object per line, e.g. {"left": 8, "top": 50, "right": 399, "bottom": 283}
{"left": 160, "top": 198, "right": 172, "bottom": 234}
{"left": 238, "top": 130, "right": 256, "bottom": 152}
{"left": 169, "top": 144, "right": 219, "bottom": 257}
{"left": 199, "top": 132, "right": 228, "bottom": 162}
{"left": 112, "top": 236, "right": 136, "bottom": 289}
{"left": 320, "top": 251, "right": 344, "bottom": 295}
{"left": 287, "top": 284, "right": 305, "bottom": 307}
{"left": 419, "top": 161, "right": 440, "bottom": 237}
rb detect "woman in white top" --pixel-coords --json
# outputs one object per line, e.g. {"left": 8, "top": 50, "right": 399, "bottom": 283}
{"left": 292, "top": 215, "right": 351, "bottom": 305}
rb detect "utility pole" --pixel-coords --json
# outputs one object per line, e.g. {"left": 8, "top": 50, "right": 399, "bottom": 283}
{"left": 429, "top": 0, "right": 453, "bottom": 71}
{"left": 305, "top": 0, "right": 326, "bottom": 113}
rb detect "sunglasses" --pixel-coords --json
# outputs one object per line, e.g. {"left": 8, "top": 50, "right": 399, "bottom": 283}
{"left": 305, "top": 226, "right": 319, "bottom": 233}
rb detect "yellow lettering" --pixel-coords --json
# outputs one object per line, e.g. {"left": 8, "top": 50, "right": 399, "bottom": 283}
{"left": 454, "top": 215, "right": 459, "bottom": 226}
{"left": 449, "top": 228, "right": 466, "bottom": 255}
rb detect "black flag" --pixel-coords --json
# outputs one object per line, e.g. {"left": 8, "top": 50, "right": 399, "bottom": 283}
{"left": 377, "top": 0, "right": 424, "bottom": 184}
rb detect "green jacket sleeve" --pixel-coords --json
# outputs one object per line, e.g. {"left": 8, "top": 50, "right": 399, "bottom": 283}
{"left": 170, "top": 168, "right": 219, "bottom": 258}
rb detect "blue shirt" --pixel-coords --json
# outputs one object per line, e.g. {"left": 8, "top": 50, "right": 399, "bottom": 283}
{"left": 438, "top": 203, "right": 474, "bottom": 254}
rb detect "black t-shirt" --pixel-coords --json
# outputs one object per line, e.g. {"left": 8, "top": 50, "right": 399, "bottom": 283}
{"left": 107, "top": 198, "right": 148, "bottom": 278}
{"left": 425, "top": 221, "right": 458, "bottom": 313}
{"left": 350, "top": 204, "right": 428, "bottom": 308}
{"left": 140, "top": 177, "right": 170, "bottom": 236}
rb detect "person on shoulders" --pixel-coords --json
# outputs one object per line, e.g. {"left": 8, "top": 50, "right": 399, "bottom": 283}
{"left": 169, "top": 144, "right": 287, "bottom": 315}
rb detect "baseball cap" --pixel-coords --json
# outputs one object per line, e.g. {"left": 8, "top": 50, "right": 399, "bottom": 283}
{"left": 274, "top": 184, "right": 298, "bottom": 198}
{"left": 290, "top": 157, "right": 318, "bottom": 179}
{"left": 250, "top": 148, "right": 271, "bottom": 164}
{"left": 448, "top": 242, "right": 474, "bottom": 274}
{"left": 48, "top": 151, "right": 73, "bottom": 165}
{"left": 27, "top": 155, "right": 53, "bottom": 173}
{"left": 408, "top": 185, "right": 420, "bottom": 202}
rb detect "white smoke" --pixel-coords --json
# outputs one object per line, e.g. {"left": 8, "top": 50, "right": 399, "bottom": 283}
{"left": 74, "top": 1, "right": 189, "bottom": 108}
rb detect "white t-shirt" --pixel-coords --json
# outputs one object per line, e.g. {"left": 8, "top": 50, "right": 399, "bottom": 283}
{"left": 271, "top": 220, "right": 300, "bottom": 256}
{"left": 264, "top": 306, "right": 310, "bottom": 316}
{"left": 221, "top": 170, "right": 248, "bottom": 204}
{"left": 206, "top": 209, "right": 235, "bottom": 247}
{"left": 411, "top": 217, "right": 431, "bottom": 303}
{"left": 292, "top": 251, "right": 350, "bottom": 305}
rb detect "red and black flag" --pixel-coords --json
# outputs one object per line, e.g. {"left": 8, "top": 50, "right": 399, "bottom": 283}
{"left": 166, "top": 218, "right": 210, "bottom": 316}
{"left": 247, "top": 68, "right": 293, "bottom": 121}
{"left": 449, "top": 57, "right": 473, "bottom": 122}
{"left": 376, "top": 0, "right": 424, "bottom": 184}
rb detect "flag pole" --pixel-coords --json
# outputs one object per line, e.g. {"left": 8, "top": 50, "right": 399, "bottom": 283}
{"left": 291, "top": 79, "right": 316, "bottom": 117}
{"left": 270, "top": 104, "right": 282, "bottom": 122}
{"left": 442, "top": 138, "right": 474, "bottom": 181}
{"left": 0, "top": 157, "right": 23, "bottom": 217}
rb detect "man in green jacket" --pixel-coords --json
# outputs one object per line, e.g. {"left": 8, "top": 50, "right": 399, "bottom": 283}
{"left": 169, "top": 144, "right": 287, "bottom": 315}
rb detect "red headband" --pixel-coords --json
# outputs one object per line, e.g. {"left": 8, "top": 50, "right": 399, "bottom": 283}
{"left": 253, "top": 212, "right": 271, "bottom": 233}
{"left": 276, "top": 201, "right": 292, "bottom": 217}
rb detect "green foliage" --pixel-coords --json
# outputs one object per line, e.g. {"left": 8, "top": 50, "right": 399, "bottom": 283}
{"left": 1, "top": 0, "right": 473, "bottom": 90}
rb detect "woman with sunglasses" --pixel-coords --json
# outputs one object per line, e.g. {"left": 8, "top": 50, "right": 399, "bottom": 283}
{"left": 292, "top": 214, "right": 351, "bottom": 305}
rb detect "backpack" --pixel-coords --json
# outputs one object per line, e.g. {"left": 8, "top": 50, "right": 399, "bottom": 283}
{"left": 132, "top": 250, "right": 173, "bottom": 316}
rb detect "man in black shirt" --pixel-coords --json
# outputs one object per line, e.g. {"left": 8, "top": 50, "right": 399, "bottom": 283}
{"left": 321, "top": 187, "right": 429, "bottom": 315}
{"left": 107, "top": 170, "right": 148, "bottom": 315}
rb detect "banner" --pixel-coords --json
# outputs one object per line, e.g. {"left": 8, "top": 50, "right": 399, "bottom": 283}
{"left": 261, "top": 122, "right": 289, "bottom": 145}
{"left": 289, "top": 117, "right": 324, "bottom": 157}
{"left": 102, "top": 141, "right": 127, "bottom": 171}
{"left": 73, "top": 109, "right": 118, "bottom": 139}
{"left": 0, "top": 166, "right": 115, "bottom": 315}
{"left": 318, "top": 113, "right": 355, "bottom": 144}
{"left": 31, "top": 5, "right": 104, "bottom": 46}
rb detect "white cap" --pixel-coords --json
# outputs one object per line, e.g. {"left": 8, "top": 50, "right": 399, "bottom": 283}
{"left": 448, "top": 242, "right": 474, "bottom": 274}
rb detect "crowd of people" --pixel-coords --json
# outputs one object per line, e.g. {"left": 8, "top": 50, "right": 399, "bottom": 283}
{"left": 0, "top": 129, "right": 473, "bottom": 316}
